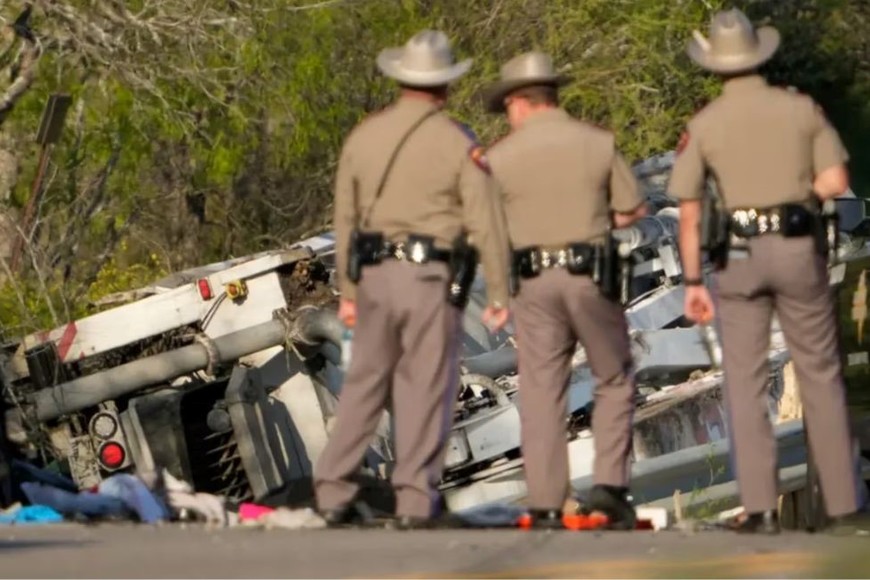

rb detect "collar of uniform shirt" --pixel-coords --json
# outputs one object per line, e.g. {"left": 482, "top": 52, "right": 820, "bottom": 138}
{"left": 397, "top": 93, "right": 443, "bottom": 113}
{"left": 722, "top": 73, "right": 767, "bottom": 94}
{"left": 519, "top": 106, "right": 569, "bottom": 128}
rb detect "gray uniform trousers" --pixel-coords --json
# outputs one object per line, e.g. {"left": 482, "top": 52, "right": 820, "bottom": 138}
{"left": 512, "top": 269, "right": 636, "bottom": 510}
{"left": 714, "top": 234, "right": 860, "bottom": 517}
{"left": 313, "top": 259, "right": 462, "bottom": 518}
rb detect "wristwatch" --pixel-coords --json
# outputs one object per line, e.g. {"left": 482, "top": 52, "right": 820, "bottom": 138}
{"left": 683, "top": 277, "right": 704, "bottom": 287}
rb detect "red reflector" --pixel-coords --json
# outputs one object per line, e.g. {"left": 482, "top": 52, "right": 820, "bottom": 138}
{"left": 98, "top": 442, "right": 125, "bottom": 469}
{"left": 197, "top": 278, "right": 213, "bottom": 301}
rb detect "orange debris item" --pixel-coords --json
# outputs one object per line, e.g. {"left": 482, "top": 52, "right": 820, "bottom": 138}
{"left": 516, "top": 512, "right": 655, "bottom": 531}
{"left": 563, "top": 513, "right": 609, "bottom": 530}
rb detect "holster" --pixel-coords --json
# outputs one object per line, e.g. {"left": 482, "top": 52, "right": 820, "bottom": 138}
{"left": 346, "top": 229, "right": 385, "bottom": 283}
{"left": 447, "top": 233, "right": 479, "bottom": 309}
{"left": 509, "top": 250, "right": 521, "bottom": 297}
{"left": 592, "top": 235, "right": 620, "bottom": 302}
{"left": 821, "top": 199, "right": 840, "bottom": 265}
{"left": 780, "top": 203, "right": 818, "bottom": 238}
{"left": 565, "top": 243, "right": 595, "bottom": 275}
{"left": 701, "top": 192, "right": 731, "bottom": 270}
{"left": 514, "top": 247, "right": 542, "bottom": 279}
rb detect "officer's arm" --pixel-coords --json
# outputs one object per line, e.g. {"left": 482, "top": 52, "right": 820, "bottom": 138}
{"left": 333, "top": 142, "right": 357, "bottom": 302}
{"left": 809, "top": 101, "right": 851, "bottom": 199}
{"left": 668, "top": 129, "right": 705, "bottom": 282}
{"left": 458, "top": 151, "right": 510, "bottom": 308}
{"left": 609, "top": 147, "right": 647, "bottom": 228}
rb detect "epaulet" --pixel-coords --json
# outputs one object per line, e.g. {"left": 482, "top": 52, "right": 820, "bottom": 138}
{"left": 347, "top": 105, "right": 390, "bottom": 137}
{"left": 775, "top": 85, "right": 827, "bottom": 115}
{"left": 674, "top": 101, "right": 713, "bottom": 155}
{"left": 485, "top": 132, "right": 509, "bottom": 150}
{"left": 578, "top": 117, "right": 612, "bottom": 135}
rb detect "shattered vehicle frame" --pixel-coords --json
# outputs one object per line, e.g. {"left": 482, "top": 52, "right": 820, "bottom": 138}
{"left": 2, "top": 152, "right": 869, "bottom": 523}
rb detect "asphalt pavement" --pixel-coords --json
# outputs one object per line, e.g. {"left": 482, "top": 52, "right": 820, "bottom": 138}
{"left": 1, "top": 524, "right": 869, "bottom": 578}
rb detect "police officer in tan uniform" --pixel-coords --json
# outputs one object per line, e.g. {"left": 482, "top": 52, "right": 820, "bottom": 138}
{"left": 481, "top": 52, "right": 647, "bottom": 530}
{"left": 669, "top": 8, "right": 868, "bottom": 534}
{"left": 314, "top": 30, "right": 511, "bottom": 529}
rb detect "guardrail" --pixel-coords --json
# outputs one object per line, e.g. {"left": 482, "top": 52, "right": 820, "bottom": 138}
{"left": 445, "top": 419, "right": 810, "bottom": 512}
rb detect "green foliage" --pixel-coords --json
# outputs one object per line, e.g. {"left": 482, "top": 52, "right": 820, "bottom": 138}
{"left": 1, "top": 0, "right": 869, "bottom": 336}
{"left": 85, "top": 252, "right": 168, "bottom": 308}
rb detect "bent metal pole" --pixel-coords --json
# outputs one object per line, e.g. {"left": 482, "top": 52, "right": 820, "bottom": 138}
{"left": 31, "top": 306, "right": 347, "bottom": 422}
{"left": 32, "top": 318, "right": 287, "bottom": 422}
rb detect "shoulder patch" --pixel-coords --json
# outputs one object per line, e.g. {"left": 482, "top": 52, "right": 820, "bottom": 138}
{"left": 468, "top": 145, "right": 491, "bottom": 175}
{"left": 676, "top": 131, "right": 691, "bottom": 155}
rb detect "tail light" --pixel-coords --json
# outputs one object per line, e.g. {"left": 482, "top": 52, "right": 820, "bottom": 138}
{"left": 197, "top": 278, "right": 213, "bottom": 301}
{"left": 98, "top": 442, "right": 126, "bottom": 470}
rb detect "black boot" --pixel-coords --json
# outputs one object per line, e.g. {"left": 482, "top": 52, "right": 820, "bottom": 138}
{"left": 395, "top": 512, "right": 470, "bottom": 530}
{"left": 823, "top": 510, "right": 870, "bottom": 536}
{"left": 319, "top": 500, "right": 377, "bottom": 528}
{"left": 527, "top": 509, "right": 564, "bottom": 530}
{"left": 585, "top": 485, "right": 636, "bottom": 530}
{"left": 728, "top": 510, "right": 780, "bottom": 535}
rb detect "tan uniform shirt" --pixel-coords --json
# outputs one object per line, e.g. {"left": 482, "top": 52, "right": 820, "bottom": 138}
{"left": 668, "top": 75, "right": 849, "bottom": 209}
{"left": 333, "top": 96, "right": 510, "bottom": 305}
{"left": 486, "top": 108, "right": 643, "bottom": 249}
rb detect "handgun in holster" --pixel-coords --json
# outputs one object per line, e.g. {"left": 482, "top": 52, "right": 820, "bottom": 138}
{"left": 447, "top": 232, "right": 479, "bottom": 309}
{"left": 509, "top": 248, "right": 521, "bottom": 297}
{"left": 346, "top": 229, "right": 385, "bottom": 284}
{"left": 700, "top": 188, "right": 731, "bottom": 270}
{"left": 817, "top": 198, "right": 840, "bottom": 266}
{"left": 593, "top": 233, "right": 621, "bottom": 303}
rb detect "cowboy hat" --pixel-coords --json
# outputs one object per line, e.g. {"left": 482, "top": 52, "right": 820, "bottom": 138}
{"left": 376, "top": 30, "right": 472, "bottom": 87}
{"left": 687, "top": 9, "right": 780, "bottom": 74}
{"left": 480, "top": 51, "right": 571, "bottom": 113}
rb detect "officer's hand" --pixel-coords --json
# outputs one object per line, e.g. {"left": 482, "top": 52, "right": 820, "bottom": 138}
{"left": 685, "top": 286, "right": 715, "bottom": 324}
{"left": 339, "top": 298, "right": 357, "bottom": 328}
{"left": 482, "top": 305, "right": 510, "bottom": 333}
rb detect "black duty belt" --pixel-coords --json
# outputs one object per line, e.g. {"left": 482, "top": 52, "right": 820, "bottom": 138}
{"left": 382, "top": 240, "right": 451, "bottom": 264}
{"left": 729, "top": 203, "right": 818, "bottom": 239}
{"left": 513, "top": 243, "right": 595, "bottom": 279}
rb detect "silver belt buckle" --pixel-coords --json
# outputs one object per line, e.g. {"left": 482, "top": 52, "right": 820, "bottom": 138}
{"left": 540, "top": 249, "right": 568, "bottom": 269}
{"left": 540, "top": 250, "right": 553, "bottom": 269}
{"left": 408, "top": 241, "right": 427, "bottom": 264}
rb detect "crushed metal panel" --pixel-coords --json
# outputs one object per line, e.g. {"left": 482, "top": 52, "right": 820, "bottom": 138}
{"left": 225, "top": 365, "right": 289, "bottom": 501}
{"left": 17, "top": 284, "right": 205, "bottom": 366}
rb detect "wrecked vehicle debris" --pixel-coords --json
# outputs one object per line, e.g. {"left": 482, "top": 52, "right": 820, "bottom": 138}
{"left": 1, "top": 151, "right": 869, "bottom": 530}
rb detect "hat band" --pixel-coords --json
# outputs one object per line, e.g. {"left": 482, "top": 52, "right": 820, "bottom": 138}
{"left": 706, "top": 48, "right": 762, "bottom": 62}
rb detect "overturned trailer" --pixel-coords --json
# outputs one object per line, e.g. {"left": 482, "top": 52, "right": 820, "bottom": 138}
{"left": 2, "top": 152, "right": 870, "bottom": 524}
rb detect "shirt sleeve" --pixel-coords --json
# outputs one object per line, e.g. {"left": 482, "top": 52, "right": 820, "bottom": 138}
{"left": 333, "top": 140, "right": 357, "bottom": 301}
{"left": 458, "top": 147, "right": 511, "bottom": 307}
{"left": 808, "top": 99, "right": 850, "bottom": 174}
{"left": 609, "top": 147, "right": 644, "bottom": 213}
{"left": 667, "top": 126, "right": 706, "bottom": 201}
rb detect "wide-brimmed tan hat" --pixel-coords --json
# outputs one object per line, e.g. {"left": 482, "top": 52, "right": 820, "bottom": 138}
{"left": 687, "top": 9, "right": 780, "bottom": 74}
{"left": 480, "top": 51, "right": 571, "bottom": 113}
{"left": 376, "top": 30, "right": 472, "bottom": 87}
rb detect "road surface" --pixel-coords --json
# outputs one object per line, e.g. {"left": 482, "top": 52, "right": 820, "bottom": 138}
{"left": 1, "top": 524, "right": 869, "bottom": 578}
